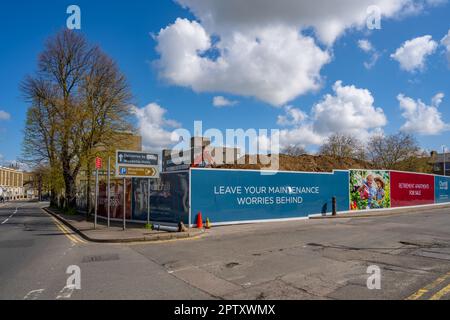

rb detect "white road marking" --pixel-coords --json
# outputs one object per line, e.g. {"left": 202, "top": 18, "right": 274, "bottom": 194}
{"left": 1, "top": 203, "right": 27, "bottom": 225}
{"left": 1, "top": 207, "right": 19, "bottom": 225}
{"left": 56, "top": 285, "right": 76, "bottom": 300}
{"left": 24, "top": 289, "right": 45, "bottom": 300}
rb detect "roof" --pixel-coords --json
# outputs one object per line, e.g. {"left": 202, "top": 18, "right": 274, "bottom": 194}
{"left": 431, "top": 153, "right": 450, "bottom": 163}
{"left": 0, "top": 166, "right": 24, "bottom": 173}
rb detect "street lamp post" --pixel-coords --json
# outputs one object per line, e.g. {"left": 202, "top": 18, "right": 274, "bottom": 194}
{"left": 443, "top": 146, "right": 447, "bottom": 177}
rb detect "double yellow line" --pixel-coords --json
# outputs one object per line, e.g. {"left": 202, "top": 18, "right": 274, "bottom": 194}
{"left": 406, "top": 271, "right": 450, "bottom": 300}
{"left": 50, "top": 215, "right": 87, "bottom": 245}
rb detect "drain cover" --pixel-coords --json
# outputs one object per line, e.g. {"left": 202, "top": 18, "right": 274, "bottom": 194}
{"left": 82, "top": 254, "right": 119, "bottom": 263}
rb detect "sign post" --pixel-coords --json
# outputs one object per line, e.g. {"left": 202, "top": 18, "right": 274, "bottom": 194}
{"left": 123, "top": 178, "right": 126, "bottom": 231}
{"left": 443, "top": 146, "right": 447, "bottom": 177}
{"left": 107, "top": 156, "right": 111, "bottom": 228}
{"left": 115, "top": 151, "right": 160, "bottom": 231}
{"left": 147, "top": 178, "right": 151, "bottom": 226}
{"left": 94, "top": 157, "right": 102, "bottom": 230}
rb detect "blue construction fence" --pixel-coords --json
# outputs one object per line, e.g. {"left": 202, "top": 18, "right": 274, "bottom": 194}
{"left": 190, "top": 168, "right": 450, "bottom": 226}
{"left": 93, "top": 168, "right": 450, "bottom": 226}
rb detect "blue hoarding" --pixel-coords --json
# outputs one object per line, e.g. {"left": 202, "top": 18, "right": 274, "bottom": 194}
{"left": 191, "top": 169, "right": 349, "bottom": 224}
{"left": 132, "top": 172, "right": 190, "bottom": 224}
{"left": 435, "top": 176, "right": 450, "bottom": 204}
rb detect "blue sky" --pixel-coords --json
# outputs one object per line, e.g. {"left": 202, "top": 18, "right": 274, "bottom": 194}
{"left": 0, "top": 0, "right": 449, "bottom": 164}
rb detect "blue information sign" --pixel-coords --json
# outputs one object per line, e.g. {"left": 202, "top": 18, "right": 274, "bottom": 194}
{"left": 435, "top": 176, "right": 450, "bottom": 204}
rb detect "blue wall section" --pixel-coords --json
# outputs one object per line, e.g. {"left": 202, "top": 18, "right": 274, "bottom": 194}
{"left": 191, "top": 169, "right": 349, "bottom": 224}
{"left": 435, "top": 176, "right": 450, "bottom": 204}
{"left": 132, "top": 172, "right": 190, "bottom": 224}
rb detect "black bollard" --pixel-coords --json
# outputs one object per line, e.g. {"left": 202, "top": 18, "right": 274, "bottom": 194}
{"left": 332, "top": 197, "right": 337, "bottom": 216}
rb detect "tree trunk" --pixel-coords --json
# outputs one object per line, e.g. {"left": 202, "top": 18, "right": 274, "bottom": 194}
{"left": 64, "top": 174, "right": 77, "bottom": 210}
{"left": 62, "top": 151, "right": 78, "bottom": 210}
{"left": 37, "top": 175, "right": 42, "bottom": 202}
{"left": 50, "top": 187, "right": 58, "bottom": 207}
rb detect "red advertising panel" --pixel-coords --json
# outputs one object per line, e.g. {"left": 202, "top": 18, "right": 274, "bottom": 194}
{"left": 390, "top": 171, "right": 435, "bottom": 208}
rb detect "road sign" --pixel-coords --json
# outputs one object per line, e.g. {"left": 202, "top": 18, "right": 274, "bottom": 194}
{"left": 117, "top": 151, "right": 158, "bottom": 166}
{"left": 95, "top": 157, "right": 103, "bottom": 169}
{"left": 115, "top": 150, "right": 160, "bottom": 179}
{"left": 117, "top": 166, "right": 159, "bottom": 178}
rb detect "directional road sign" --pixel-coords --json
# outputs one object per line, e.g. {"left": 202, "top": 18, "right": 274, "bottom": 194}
{"left": 115, "top": 150, "right": 160, "bottom": 179}
{"left": 117, "top": 151, "right": 158, "bottom": 166}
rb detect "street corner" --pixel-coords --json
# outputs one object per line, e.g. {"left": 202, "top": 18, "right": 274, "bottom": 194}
{"left": 42, "top": 206, "right": 206, "bottom": 245}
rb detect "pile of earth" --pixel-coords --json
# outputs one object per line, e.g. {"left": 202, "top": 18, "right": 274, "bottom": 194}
{"left": 217, "top": 154, "right": 376, "bottom": 172}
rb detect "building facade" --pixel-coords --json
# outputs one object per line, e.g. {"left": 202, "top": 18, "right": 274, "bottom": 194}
{"left": 23, "top": 172, "right": 42, "bottom": 199}
{"left": 162, "top": 137, "right": 241, "bottom": 172}
{"left": 0, "top": 166, "right": 24, "bottom": 200}
{"left": 431, "top": 152, "right": 450, "bottom": 176}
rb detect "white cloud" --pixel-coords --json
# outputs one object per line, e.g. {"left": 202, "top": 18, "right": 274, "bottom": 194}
{"left": 176, "top": 0, "right": 429, "bottom": 45}
{"left": 358, "top": 39, "right": 382, "bottom": 69}
{"left": 156, "top": 1, "right": 438, "bottom": 106}
{"left": 391, "top": 35, "right": 438, "bottom": 72}
{"left": 277, "top": 106, "right": 308, "bottom": 126}
{"left": 432, "top": 92, "right": 445, "bottom": 106}
{"left": 0, "top": 110, "right": 11, "bottom": 121}
{"left": 279, "top": 124, "right": 324, "bottom": 149}
{"left": 358, "top": 39, "right": 373, "bottom": 52}
{"left": 133, "top": 103, "right": 181, "bottom": 151}
{"left": 277, "top": 81, "right": 387, "bottom": 148}
{"left": 312, "top": 81, "right": 387, "bottom": 137}
{"left": 400, "top": 0, "right": 449, "bottom": 15}
{"left": 364, "top": 52, "right": 382, "bottom": 70}
{"left": 441, "top": 29, "right": 450, "bottom": 65}
{"left": 398, "top": 93, "right": 449, "bottom": 135}
{"left": 213, "top": 96, "right": 238, "bottom": 108}
{"left": 156, "top": 18, "right": 330, "bottom": 106}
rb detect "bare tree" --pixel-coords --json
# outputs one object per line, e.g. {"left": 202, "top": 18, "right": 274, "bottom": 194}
{"left": 282, "top": 145, "right": 308, "bottom": 157}
{"left": 319, "top": 133, "right": 366, "bottom": 160}
{"left": 22, "top": 78, "right": 61, "bottom": 205}
{"left": 22, "top": 30, "right": 133, "bottom": 210}
{"left": 368, "top": 133, "right": 420, "bottom": 169}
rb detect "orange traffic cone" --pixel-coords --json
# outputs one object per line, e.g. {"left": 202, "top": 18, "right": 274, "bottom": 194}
{"left": 196, "top": 212, "right": 204, "bottom": 229}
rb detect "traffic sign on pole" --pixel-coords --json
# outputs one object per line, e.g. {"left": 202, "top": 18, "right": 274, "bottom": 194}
{"left": 117, "top": 166, "right": 159, "bottom": 178}
{"left": 95, "top": 157, "right": 103, "bottom": 169}
{"left": 107, "top": 157, "right": 111, "bottom": 228}
{"left": 116, "top": 151, "right": 158, "bottom": 166}
{"left": 115, "top": 150, "right": 160, "bottom": 179}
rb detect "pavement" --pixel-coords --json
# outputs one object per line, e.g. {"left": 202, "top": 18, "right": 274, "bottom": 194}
{"left": 43, "top": 207, "right": 203, "bottom": 243}
{"left": 1, "top": 200, "right": 450, "bottom": 300}
{"left": 310, "top": 203, "right": 450, "bottom": 219}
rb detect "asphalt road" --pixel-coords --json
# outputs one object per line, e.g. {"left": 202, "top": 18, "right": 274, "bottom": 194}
{"left": 0, "top": 201, "right": 209, "bottom": 300}
{"left": 1, "top": 201, "right": 450, "bottom": 300}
